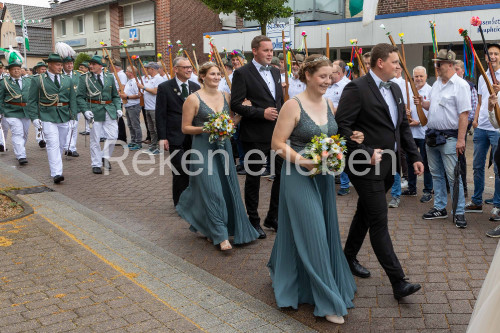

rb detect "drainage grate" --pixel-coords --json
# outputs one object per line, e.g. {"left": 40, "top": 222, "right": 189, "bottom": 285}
{"left": 7, "top": 186, "right": 55, "bottom": 195}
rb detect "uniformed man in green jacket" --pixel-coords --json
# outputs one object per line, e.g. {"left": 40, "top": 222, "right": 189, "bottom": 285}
{"left": 62, "top": 56, "right": 82, "bottom": 157}
{"left": 0, "top": 59, "right": 31, "bottom": 164}
{"left": 76, "top": 55, "right": 122, "bottom": 174}
{"left": 27, "top": 53, "right": 78, "bottom": 184}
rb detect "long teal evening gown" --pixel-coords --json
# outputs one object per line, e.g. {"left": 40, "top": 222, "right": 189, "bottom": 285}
{"left": 176, "top": 92, "right": 259, "bottom": 245}
{"left": 268, "top": 97, "right": 356, "bottom": 317}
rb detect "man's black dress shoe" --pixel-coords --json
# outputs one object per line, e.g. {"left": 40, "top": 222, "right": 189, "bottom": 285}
{"left": 264, "top": 218, "right": 278, "bottom": 232}
{"left": 92, "top": 167, "right": 103, "bottom": 174}
{"left": 254, "top": 225, "right": 266, "bottom": 239}
{"left": 65, "top": 150, "right": 72, "bottom": 156}
{"left": 38, "top": 140, "right": 46, "bottom": 148}
{"left": 18, "top": 158, "right": 28, "bottom": 165}
{"left": 53, "top": 175, "right": 65, "bottom": 184}
{"left": 346, "top": 258, "right": 371, "bottom": 278}
{"left": 393, "top": 279, "right": 421, "bottom": 300}
{"left": 71, "top": 151, "right": 79, "bottom": 157}
{"left": 0, "top": 144, "right": 4, "bottom": 152}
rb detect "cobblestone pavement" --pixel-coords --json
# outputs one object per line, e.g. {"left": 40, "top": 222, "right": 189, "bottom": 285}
{"left": 0, "top": 122, "right": 498, "bottom": 332}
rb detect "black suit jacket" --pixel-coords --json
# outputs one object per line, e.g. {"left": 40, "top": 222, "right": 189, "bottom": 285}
{"left": 335, "top": 73, "right": 422, "bottom": 180}
{"left": 156, "top": 78, "right": 200, "bottom": 146}
{"left": 230, "top": 62, "right": 284, "bottom": 143}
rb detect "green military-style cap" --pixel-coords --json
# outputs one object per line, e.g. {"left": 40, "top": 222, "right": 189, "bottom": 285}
{"left": 62, "top": 56, "right": 74, "bottom": 63}
{"left": 45, "top": 53, "right": 64, "bottom": 63}
{"left": 80, "top": 61, "right": 90, "bottom": 69}
{"left": 278, "top": 53, "right": 284, "bottom": 60}
{"left": 229, "top": 49, "right": 243, "bottom": 59}
{"left": 88, "top": 55, "right": 107, "bottom": 67}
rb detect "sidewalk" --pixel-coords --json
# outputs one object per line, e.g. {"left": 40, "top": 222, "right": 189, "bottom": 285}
{"left": 0, "top": 163, "right": 316, "bottom": 332}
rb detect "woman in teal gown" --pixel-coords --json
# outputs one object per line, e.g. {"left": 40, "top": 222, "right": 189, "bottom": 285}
{"left": 268, "top": 55, "right": 363, "bottom": 323}
{"left": 176, "top": 62, "right": 259, "bottom": 251}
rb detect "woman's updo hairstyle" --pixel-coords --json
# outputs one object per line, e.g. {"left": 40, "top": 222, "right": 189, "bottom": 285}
{"left": 198, "top": 61, "right": 220, "bottom": 84}
{"left": 298, "top": 54, "right": 332, "bottom": 83}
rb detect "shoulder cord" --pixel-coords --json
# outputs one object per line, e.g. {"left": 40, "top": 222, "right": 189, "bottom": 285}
{"left": 39, "top": 74, "right": 60, "bottom": 107}
{"left": 85, "top": 74, "right": 102, "bottom": 100}
{"left": 4, "top": 78, "right": 22, "bottom": 102}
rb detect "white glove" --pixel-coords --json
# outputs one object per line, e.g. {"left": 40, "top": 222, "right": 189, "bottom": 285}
{"left": 84, "top": 111, "right": 94, "bottom": 120}
{"left": 116, "top": 109, "right": 123, "bottom": 118}
{"left": 33, "top": 119, "right": 42, "bottom": 129}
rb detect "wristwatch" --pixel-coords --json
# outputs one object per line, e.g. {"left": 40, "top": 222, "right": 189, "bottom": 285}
{"left": 126, "top": 96, "right": 129, "bottom": 100}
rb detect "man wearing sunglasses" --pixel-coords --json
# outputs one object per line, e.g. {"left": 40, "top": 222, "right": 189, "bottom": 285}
{"left": 414, "top": 49, "right": 471, "bottom": 228}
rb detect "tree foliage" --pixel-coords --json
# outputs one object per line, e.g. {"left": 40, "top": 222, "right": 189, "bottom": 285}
{"left": 74, "top": 53, "right": 91, "bottom": 70}
{"left": 201, "top": 0, "right": 292, "bottom": 35}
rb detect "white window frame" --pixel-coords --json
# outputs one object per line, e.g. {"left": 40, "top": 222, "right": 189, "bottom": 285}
{"left": 95, "top": 10, "right": 107, "bottom": 32}
{"left": 74, "top": 14, "right": 85, "bottom": 35}
{"left": 59, "top": 19, "right": 66, "bottom": 37}
{"left": 122, "top": 1, "right": 154, "bottom": 27}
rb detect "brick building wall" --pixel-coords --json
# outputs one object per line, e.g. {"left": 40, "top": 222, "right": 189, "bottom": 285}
{"left": 155, "top": 0, "right": 221, "bottom": 64}
{"left": 109, "top": 3, "right": 121, "bottom": 60}
{"left": 377, "top": 0, "right": 408, "bottom": 15}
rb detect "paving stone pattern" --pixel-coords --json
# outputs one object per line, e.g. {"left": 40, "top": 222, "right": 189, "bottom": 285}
{"left": 0, "top": 123, "right": 497, "bottom": 332}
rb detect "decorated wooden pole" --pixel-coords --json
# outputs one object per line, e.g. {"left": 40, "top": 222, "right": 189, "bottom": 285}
{"left": 120, "top": 40, "right": 144, "bottom": 107}
{"left": 429, "top": 21, "right": 439, "bottom": 78}
{"left": 399, "top": 33, "right": 412, "bottom": 116}
{"left": 176, "top": 40, "right": 197, "bottom": 74}
{"left": 206, "top": 35, "right": 231, "bottom": 90}
{"left": 282, "top": 30, "right": 289, "bottom": 102}
{"left": 350, "top": 39, "right": 367, "bottom": 75}
{"left": 131, "top": 55, "right": 146, "bottom": 88}
{"left": 192, "top": 43, "right": 200, "bottom": 73}
{"left": 302, "top": 31, "right": 309, "bottom": 57}
{"left": 460, "top": 28, "right": 500, "bottom": 124}
{"left": 133, "top": 55, "right": 150, "bottom": 79}
{"left": 326, "top": 27, "right": 330, "bottom": 59}
{"left": 381, "top": 24, "right": 427, "bottom": 125}
{"left": 157, "top": 53, "right": 169, "bottom": 79}
{"left": 471, "top": 16, "right": 498, "bottom": 85}
{"left": 100, "top": 42, "right": 126, "bottom": 104}
{"left": 167, "top": 40, "right": 174, "bottom": 78}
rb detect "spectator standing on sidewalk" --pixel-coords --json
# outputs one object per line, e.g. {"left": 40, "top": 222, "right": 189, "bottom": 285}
{"left": 465, "top": 43, "right": 500, "bottom": 219}
{"left": 119, "top": 66, "right": 142, "bottom": 151}
{"left": 416, "top": 49, "right": 471, "bottom": 228}
{"left": 455, "top": 59, "right": 478, "bottom": 198}
{"left": 137, "top": 62, "right": 163, "bottom": 155}
{"left": 401, "top": 66, "right": 433, "bottom": 203}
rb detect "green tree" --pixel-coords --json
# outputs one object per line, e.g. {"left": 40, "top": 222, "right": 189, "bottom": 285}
{"left": 74, "top": 53, "right": 91, "bottom": 71}
{"left": 201, "top": 0, "right": 292, "bottom": 35}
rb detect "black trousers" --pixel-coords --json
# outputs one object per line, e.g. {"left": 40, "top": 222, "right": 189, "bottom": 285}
{"left": 169, "top": 144, "right": 190, "bottom": 206}
{"left": 241, "top": 141, "right": 283, "bottom": 226}
{"left": 344, "top": 172, "right": 405, "bottom": 285}
{"left": 117, "top": 117, "right": 127, "bottom": 142}
{"left": 142, "top": 107, "right": 151, "bottom": 141}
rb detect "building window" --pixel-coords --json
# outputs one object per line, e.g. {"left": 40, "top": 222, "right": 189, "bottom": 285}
{"left": 122, "top": 2, "right": 154, "bottom": 27}
{"left": 74, "top": 15, "right": 84, "bottom": 34}
{"left": 59, "top": 19, "right": 66, "bottom": 37}
{"left": 94, "top": 11, "right": 106, "bottom": 31}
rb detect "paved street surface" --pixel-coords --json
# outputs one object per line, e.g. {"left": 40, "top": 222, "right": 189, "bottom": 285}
{"left": 0, "top": 121, "right": 498, "bottom": 332}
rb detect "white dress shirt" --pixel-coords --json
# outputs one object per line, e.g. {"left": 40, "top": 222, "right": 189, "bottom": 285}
{"left": 9, "top": 76, "right": 22, "bottom": 89}
{"left": 477, "top": 68, "right": 500, "bottom": 132}
{"left": 427, "top": 73, "right": 471, "bottom": 130}
{"left": 324, "top": 79, "right": 348, "bottom": 107}
{"left": 408, "top": 83, "right": 432, "bottom": 139}
{"left": 143, "top": 73, "right": 163, "bottom": 110}
{"left": 370, "top": 71, "right": 398, "bottom": 128}
{"left": 46, "top": 71, "right": 60, "bottom": 88}
{"left": 288, "top": 77, "right": 305, "bottom": 99}
{"left": 252, "top": 59, "right": 276, "bottom": 100}
{"left": 175, "top": 76, "right": 190, "bottom": 96}
{"left": 218, "top": 73, "right": 233, "bottom": 94}
{"left": 124, "top": 78, "right": 140, "bottom": 107}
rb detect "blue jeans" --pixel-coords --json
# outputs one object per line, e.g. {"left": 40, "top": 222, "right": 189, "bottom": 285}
{"left": 471, "top": 128, "right": 500, "bottom": 207}
{"left": 426, "top": 137, "right": 465, "bottom": 214}
{"left": 391, "top": 173, "right": 401, "bottom": 198}
{"left": 407, "top": 138, "right": 433, "bottom": 193}
{"left": 340, "top": 172, "right": 350, "bottom": 189}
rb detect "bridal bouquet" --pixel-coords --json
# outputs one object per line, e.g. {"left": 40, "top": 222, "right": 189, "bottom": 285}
{"left": 203, "top": 112, "right": 236, "bottom": 146}
{"left": 303, "top": 133, "right": 347, "bottom": 176}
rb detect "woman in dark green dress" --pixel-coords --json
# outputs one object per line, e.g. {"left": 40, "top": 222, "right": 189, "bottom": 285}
{"left": 268, "top": 55, "right": 364, "bottom": 323}
{"left": 177, "top": 62, "right": 259, "bottom": 251}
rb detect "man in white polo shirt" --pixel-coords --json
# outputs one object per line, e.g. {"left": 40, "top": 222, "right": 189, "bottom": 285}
{"left": 415, "top": 49, "right": 471, "bottom": 228}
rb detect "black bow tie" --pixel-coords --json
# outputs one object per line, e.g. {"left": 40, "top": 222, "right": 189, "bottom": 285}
{"left": 259, "top": 65, "right": 271, "bottom": 72}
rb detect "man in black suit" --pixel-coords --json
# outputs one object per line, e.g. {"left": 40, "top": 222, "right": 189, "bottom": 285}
{"left": 156, "top": 57, "right": 200, "bottom": 206}
{"left": 336, "top": 43, "right": 425, "bottom": 300}
{"left": 231, "top": 35, "right": 284, "bottom": 239}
